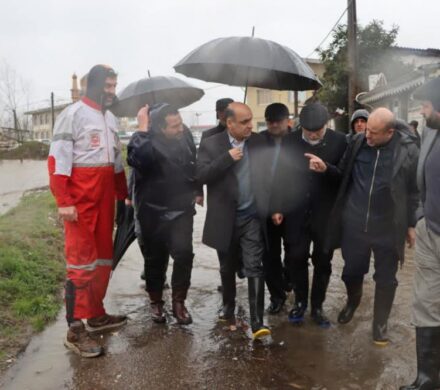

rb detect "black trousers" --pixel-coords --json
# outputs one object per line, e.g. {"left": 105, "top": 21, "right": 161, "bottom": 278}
{"left": 141, "top": 211, "right": 194, "bottom": 292}
{"left": 341, "top": 221, "right": 398, "bottom": 288}
{"left": 285, "top": 223, "right": 333, "bottom": 307}
{"left": 218, "top": 214, "right": 264, "bottom": 281}
{"left": 262, "top": 219, "right": 287, "bottom": 303}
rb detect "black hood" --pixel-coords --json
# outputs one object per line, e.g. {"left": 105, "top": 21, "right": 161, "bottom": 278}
{"left": 85, "top": 64, "right": 117, "bottom": 110}
{"left": 395, "top": 119, "right": 419, "bottom": 144}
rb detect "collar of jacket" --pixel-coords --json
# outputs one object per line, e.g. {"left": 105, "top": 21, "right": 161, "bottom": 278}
{"left": 82, "top": 96, "right": 102, "bottom": 111}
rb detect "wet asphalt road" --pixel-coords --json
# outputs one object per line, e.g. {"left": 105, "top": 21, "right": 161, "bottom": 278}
{"left": 1, "top": 205, "right": 419, "bottom": 390}
{"left": 0, "top": 160, "right": 48, "bottom": 215}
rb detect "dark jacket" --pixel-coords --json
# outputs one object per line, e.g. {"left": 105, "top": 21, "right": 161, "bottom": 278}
{"left": 127, "top": 128, "right": 197, "bottom": 220}
{"left": 272, "top": 128, "right": 347, "bottom": 242}
{"left": 327, "top": 123, "right": 419, "bottom": 262}
{"left": 257, "top": 128, "right": 292, "bottom": 216}
{"left": 201, "top": 123, "right": 226, "bottom": 141}
{"left": 196, "top": 131, "right": 267, "bottom": 252}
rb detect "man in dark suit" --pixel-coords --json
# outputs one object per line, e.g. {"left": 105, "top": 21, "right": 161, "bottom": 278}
{"left": 272, "top": 103, "right": 347, "bottom": 328}
{"left": 201, "top": 98, "right": 234, "bottom": 140}
{"left": 197, "top": 102, "right": 271, "bottom": 340}
{"left": 259, "top": 103, "right": 292, "bottom": 314}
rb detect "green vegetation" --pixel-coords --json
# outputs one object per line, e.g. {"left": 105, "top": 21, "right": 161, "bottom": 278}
{"left": 0, "top": 141, "right": 49, "bottom": 160}
{"left": 0, "top": 190, "right": 64, "bottom": 367}
{"left": 318, "top": 20, "right": 413, "bottom": 130}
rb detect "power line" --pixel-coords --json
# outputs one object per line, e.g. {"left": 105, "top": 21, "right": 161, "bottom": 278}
{"left": 305, "top": 0, "right": 353, "bottom": 58}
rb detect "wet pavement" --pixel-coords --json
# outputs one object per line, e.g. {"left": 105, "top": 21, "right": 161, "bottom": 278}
{"left": 0, "top": 160, "right": 48, "bottom": 215}
{"left": 1, "top": 204, "right": 419, "bottom": 390}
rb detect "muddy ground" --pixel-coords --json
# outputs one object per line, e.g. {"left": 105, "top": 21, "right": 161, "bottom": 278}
{"left": 1, "top": 206, "right": 418, "bottom": 390}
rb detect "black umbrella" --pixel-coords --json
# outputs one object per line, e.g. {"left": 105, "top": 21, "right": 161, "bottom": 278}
{"left": 174, "top": 36, "right": 322, "bottom": 94}
{"left": 112, "top": 200, "right": 136, "bottom": 270}
{"left": 110, "top": 75, "right": 205, "bottom": 117}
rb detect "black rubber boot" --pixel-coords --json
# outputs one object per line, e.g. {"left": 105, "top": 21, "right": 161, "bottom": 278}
{"left": 218, "top": 271, "right": 236, "bottom": 321}
{"left": 248, "top": 277, "right": 271, "bottom": 339}
{"left": 338, "top": 280, "right": 363, "bottom": 324}
{"left": 400, "top": 327, "right": 440, "bottom": 390}
{"left": 311, "top": 273, "right": 331, "bottom": 328}
{"left": 372, "top": 284, "right": 396, "bottom": 346}
{"left": 267, "top": 298, "right": 285, "bottom": 315}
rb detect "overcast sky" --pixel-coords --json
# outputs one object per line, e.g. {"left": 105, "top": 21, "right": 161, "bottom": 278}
{"left": 1, "top": 0, "right": 438, "bottom": 125}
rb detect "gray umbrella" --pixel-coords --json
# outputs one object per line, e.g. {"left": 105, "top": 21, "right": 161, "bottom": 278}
{"left": 174, "top": 36, "right": 322, "bottom": 92}
{"left": 110, "top": 76, "right": 205, "bottom": 117}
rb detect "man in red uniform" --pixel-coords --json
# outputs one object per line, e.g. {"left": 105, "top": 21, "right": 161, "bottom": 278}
{"left": 48, "top": 64, "right": 128, "bottom": 357}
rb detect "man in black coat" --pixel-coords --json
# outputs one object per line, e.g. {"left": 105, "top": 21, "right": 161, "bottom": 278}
{"left": 199, "top": 97, "right": 236, "bottom": 291}
{"left": 197, "top": 102, "right": 271, "bottom": 340}
{"left": 259, "top": 103, "right": 292, "bottom": 314}
{"left": 272, "top": 103, "right": 347, "bottom": 327}
{"left": 310, "top": 108, "right": 419, "bottom": 345}
{"left": 201, "top": 98, "right": 234, "bottom": 140}
{"left": 127, "top": 104, "right": 197, "bottom": 326}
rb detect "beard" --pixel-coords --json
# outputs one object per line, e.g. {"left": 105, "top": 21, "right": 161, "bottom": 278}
{"left": 426, "top": 111, "right": 440, "bottom": 130}
{"left": 103, "top": 93, "right": 117, "bottom": 108}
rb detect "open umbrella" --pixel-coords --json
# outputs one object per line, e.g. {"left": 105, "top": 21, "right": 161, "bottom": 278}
{"left": 112, "top": 200, "right": 136, "bottom": 270}
{"left": 174, "top": 36, "right": 322, "bottom": 96}
{"left": 110, "top": 75, "right": 205, "bottom": 117}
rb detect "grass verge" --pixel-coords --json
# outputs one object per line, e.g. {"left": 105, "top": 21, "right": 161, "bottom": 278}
{"left": 0, "top": 189, "right": 64, "bottom": 373}
{"left": 0, "top": 141, "right": 49, "bottom": 160}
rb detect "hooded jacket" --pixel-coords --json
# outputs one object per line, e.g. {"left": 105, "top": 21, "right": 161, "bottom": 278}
{"left": 346, "top": 109, "right": 369, "bottom": 142}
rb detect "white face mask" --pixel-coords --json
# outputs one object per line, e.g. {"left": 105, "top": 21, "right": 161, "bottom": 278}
{"left": 305, "top": 138, "right": 322, "bottom": 146}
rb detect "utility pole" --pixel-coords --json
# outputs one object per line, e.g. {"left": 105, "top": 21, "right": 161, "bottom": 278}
{"left": 12, "top": 109, "right": 20, "bottom": 143}
{"left": 294, "top": 91, "right": 299, "bottom": 117}
{"left": 51, "top": 92, "right": 55, "bottom": 134}
{"left": 347, "top": 0, "right": 358, "bottom": 118}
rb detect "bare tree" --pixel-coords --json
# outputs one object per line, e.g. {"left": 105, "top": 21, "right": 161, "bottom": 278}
{"left": 0, "top": 60, "right": 32, "bottom": 133}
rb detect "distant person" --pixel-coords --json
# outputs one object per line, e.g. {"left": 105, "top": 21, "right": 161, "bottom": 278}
{"left": 259, "top": 103, "right": 292, "bottom": 314}
{"left": 201, "top": 98, "right": 234, "bottom": 140}
{"left": 48, "top": 64, "right": 128, "bottom": 358}
{"left": 400, "top": 77, "right": 440, "bottom": 390}
{"left": 347, "top": 109, "right": 369, "bottom": 142}
{"left": 409, "top": 120, "right": 421, "bottom": 148}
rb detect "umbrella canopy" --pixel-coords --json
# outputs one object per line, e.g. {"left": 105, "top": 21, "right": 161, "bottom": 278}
{"left": 112, "top": 201, "right": 136, "bottom": 270}
{"left": 174, "top": 36, "right": 322, "bottom": 91}
{"left": 110, "top": 76, "right": 205, "bottom": 117}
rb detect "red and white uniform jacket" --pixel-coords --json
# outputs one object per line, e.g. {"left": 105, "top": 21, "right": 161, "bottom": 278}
{"left": 48, "top": 97, "right": 128, "bottom": 206}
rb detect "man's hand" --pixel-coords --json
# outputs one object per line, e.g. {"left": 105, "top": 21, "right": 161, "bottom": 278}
{"left": 304, "top": 153, "right": 327, "bottom": 173}
{"left": 125, "top": 199, "right": 133, "bottom": 207}
{"left": 195, "top": 195, "right": 204, "bottom": 207}
{"left": 229, "top": 147, "right": 243, "bottom": 161}
{"left": 58, "top": 206, "right": 78, "bottom": 222}
{"left": 406, "top": 227, "right": 416, "bottom": 248}
{"left": 272, "top": 213, "right": 283, "bottom": 226}
{"left": 137, "top": 104, "right": 150, "bottom": 131}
